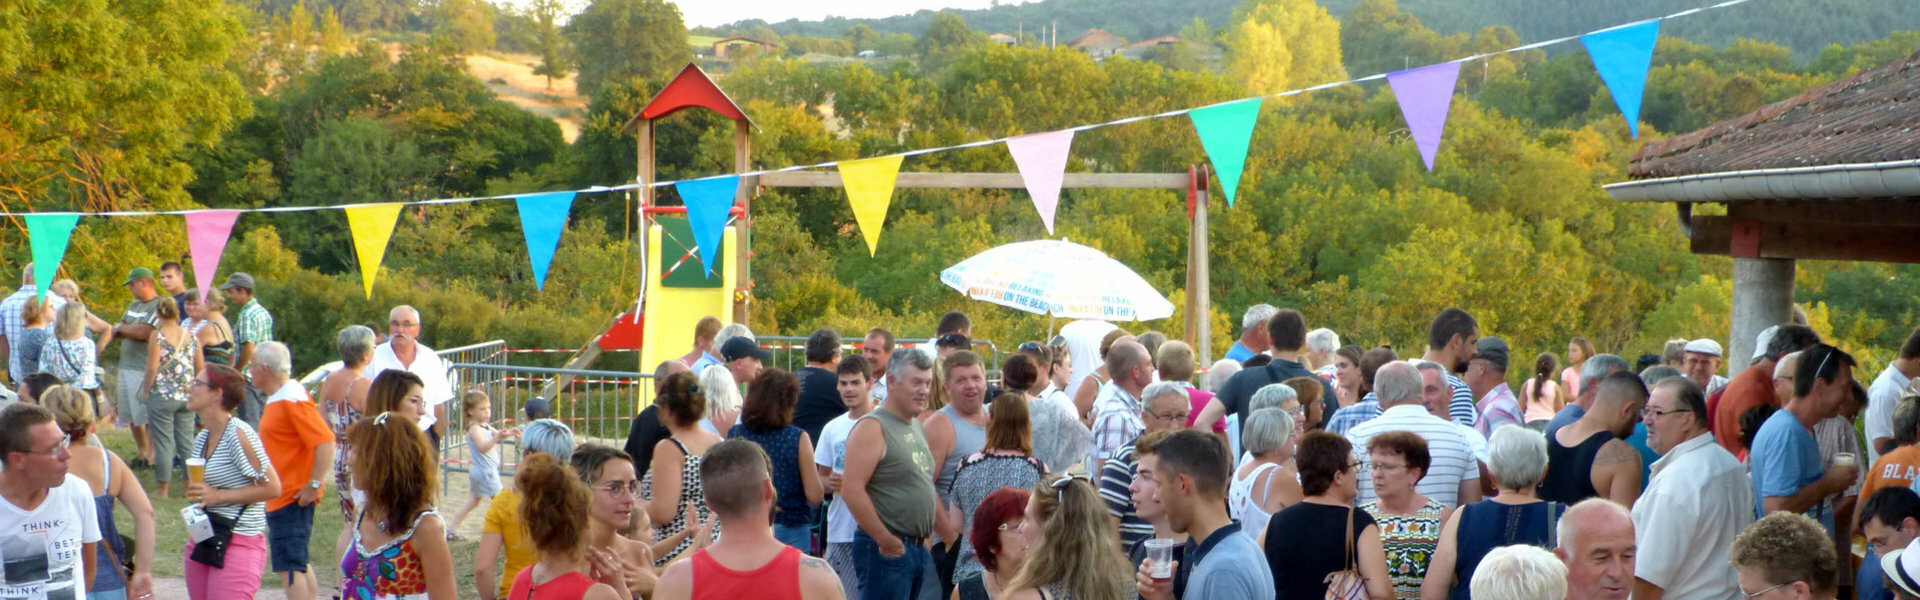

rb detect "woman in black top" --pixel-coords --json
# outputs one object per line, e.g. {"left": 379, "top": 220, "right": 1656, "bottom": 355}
{"left": 1261, "top": 431, "right": 1393, "bottom": 600}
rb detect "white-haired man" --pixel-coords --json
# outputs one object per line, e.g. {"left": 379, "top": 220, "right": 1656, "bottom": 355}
{"left": 367, "top": 305, "right": 454, "bottom": 444}
{"left": 1225, "top": 304, "right": 1276, "bottom": 363}
{"left": 1348, "top": 361, "right": 1481, "bottom": 507}
{"left": 253, "top": 341, "right": 334, "bottom": 600}
{"left": 1633, "top": 376, "right": 1752, "bottom": 600}
{"left": 1472, "top": 545, "right": 1568, "bottom": 600}
{"left": 1682, "top": 339, "right": 1729, "bottom": 396}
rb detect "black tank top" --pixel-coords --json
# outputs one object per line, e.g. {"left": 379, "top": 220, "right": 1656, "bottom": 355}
{"left": 1540, "top": 429, "right": 1613, "bottom": 504}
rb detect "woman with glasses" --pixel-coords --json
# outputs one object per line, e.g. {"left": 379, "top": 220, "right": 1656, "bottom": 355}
{"left": 183, "top": 364, "right": 280, "bottom": 599}
{"left": 1260, "top": 430, "right": 1393, "bottom": 600}
{"left": 1230, "top": 408, "right": 1300, "bottom": 542}
{"left": 338, "top": 411, "right": 458, "bottom": 600}
{"left": 571, "top": 444, "right": 660, "bottom": 598}
{"left": 1361, "top": 432, "right": 1452, "bottom": 600}
{"left": 1421, "top": 427, "right": 1563, "bottom": 600}
{"left": 506, "top": 452, "right": 629, "bottom": 600}
{"left": 954, "top": 488, "right": 1033, "bottom": 600}
{"left": 947, "top": 393, "right": 1047, "bottom": 583}
{"left": 727, "top": 368, "right": 823, "bottom": 551}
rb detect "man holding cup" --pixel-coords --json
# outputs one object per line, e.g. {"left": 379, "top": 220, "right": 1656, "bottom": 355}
{"left": 1137, "top": 429, "right": 1272, "bottom": 600}
{"left": 1751, "top": 344, "right": 1860, "bottom": 537}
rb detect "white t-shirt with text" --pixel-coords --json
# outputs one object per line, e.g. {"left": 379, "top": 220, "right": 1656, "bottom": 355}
{"left": 0, "top": 474, "right": 102, "bottom": 599}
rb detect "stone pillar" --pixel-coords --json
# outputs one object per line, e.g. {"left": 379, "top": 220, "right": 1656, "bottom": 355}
{"left": 1728, "top": 257, "right": 1795, "bottom": 379}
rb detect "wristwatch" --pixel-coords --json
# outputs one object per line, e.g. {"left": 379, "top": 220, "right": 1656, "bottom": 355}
{"left": 307, "top": 480, "right": 323, "bottom": 491}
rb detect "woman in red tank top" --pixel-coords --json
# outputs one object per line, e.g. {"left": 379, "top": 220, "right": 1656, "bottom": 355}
{"left": 506, "top": 453, "right": 631, "bottom": 600}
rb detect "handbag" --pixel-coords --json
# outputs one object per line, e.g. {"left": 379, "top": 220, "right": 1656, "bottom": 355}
{"left": 102, "top": 533, "right": 136, "bottom": 580}
{"left": 189, "top": 504, "right": 250, "bottom": 568}
{"left": 1324, "top": 506, "right": 1369, "bottom": 600}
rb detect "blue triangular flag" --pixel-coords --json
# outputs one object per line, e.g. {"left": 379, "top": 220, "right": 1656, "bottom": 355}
{"left": 514, "top": 191, "right": 577, "bottom": 290}
{"left": 675, "top": 175, "right": 741, "bottom": 276}
{"left": 1583, "top": 20, "right": 1661, "bottom": 139}
{"left": 1188, "top": 98, "right": 1262, "bottom": 208}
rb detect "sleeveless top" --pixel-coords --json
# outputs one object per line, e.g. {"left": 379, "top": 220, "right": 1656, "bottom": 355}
{"left": 652, "top": 438, "right": 715, "bottom": 566}
{"left": 1449, "top": 500, "right": 1561, "bottom": 600}
{"left": 199, "top": 318, "right": 235, "bottom": 365}
{"left": 89, "top": 451, "right": 127, "bottom": 592}
{"left": 152, "top": 331, "right": 197, "bottom": 403}
{"left": 934, "top": 404, "right": 987, "bottom": 499}
{"left": 507, "top": 567, "right": 597, "bottom": 600}
{"left": 950, "top": 452, "right": 1046, "bottom": 580}
{"left": 689, "top": 546, "right": 804, "bottom": 600}
{"left": 1229, "top": 461, "right": 1285, "bottom": 542}
{"left": 957, "top": 573, "right": 991, "bottom": 600}
{"left": 865, "top": 409, "right": 938, "bottom": 538}
{"left": 1540, "top": 430, "right": 1612, "bottom": 504}
{"left": 1362, "top": 497, "right": 1449, "bottom": 600}
{"left": 727, "top": 424, "right": 812, "bottom": 526}
{"left": 325, "top": 375, "right": 367, "bottom": 519}
{"left": 342, "top": 509, "right": 437, "bottom": 599}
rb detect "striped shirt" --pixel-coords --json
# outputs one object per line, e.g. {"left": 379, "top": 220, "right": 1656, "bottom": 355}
{"left": 1099, "top": 443, "right": 1155, "bottom": 548}
{"left": 1446, "top": 372, "right": 1479, "bottom": 428}
{"left": 193, "top": 417, "right": 276, "bottom": 536}
{"left": 1348, "top": 405, "right": 1481, "bottom": 508}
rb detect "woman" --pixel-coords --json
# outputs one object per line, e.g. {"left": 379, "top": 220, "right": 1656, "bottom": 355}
{"left": 16, "top": 295, "right": 51, "bottom": 377}
{"left": 949, "top": 393, "right": 1047, "bottom": 582}
{"left": 1520, "top": 353, "right": 1565, "bottom": 431}
{"left": 1072, "top": 329, "right": 1133, "bottom": 424}
{"left": 1420, "top": 426, "right": 1562, "bottom": 600}
{"left": 1563, "top": 338, "right": 1593, "bottom": 399}
{"left": 186, "top": 288, "right": 235, "bottom": 366}
{"left": 698, "top": 365, "right": 741, "bottom": 437}
{"left": 1048, "top": 343, "right": 1073, "bottom": 392}
{"left": 1004, "top": 475, "right": 1134, "bottom": 600}
{"left": 1261, "top": 431, "right": 1393, "bottom": 600}
{"left": 322, "top": 325, "right": 377, "bottom": 521}
{"left": 1284, "top": 376, "right": 1327, "bottom": 433}
{"left": 145, "top": 297, "right": 202, "bottom": 498}
{"left": 1230, "top": 408, "right": 1301, "bottom": 540}
{"left": 183, "top": 364, "right": 281, "bottom": 599}
{"left": 1009, "top": 351, "right": 1090, "bottom": 474}
{"left": 49, "top": 278, "right": 112, "bottom": 339}
{"left": 571, "top": 445, "right": 662, "bottom": 598}
{"left": 339, "top": 411, "right": 459, "bottom": 600}
{"left": 953, "top": 488, "right": 1033, "bottom": 600}
{"left": 648, "top": 371, "right": 724, "bottom": 566}
{"left": 44, "top": 384, "right": 156, "bottom": 600}
{"left": 1360, "top": 432, "right": 1452, "bottom": 600}
{"left": 507, "top": 452, "right": 629, "bottom": 600}
{"left": 42, "top": 302, "right": 100, "bottom": 399}
{"left": 727, "top": 368, "right": 823, "bottom": 550}
{"left": 478, "top": 419, "right": 585, "bottom": 600}
{"left": 366, "top": 370, "right": 428, "bottom": 421}
{"left": 1333, "top": 345, "right": 1366, "bottom": 408}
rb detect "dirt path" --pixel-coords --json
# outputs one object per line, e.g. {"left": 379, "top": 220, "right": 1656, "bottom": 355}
{"left": 464, "top": 52, "right": 587, "bottom": 143}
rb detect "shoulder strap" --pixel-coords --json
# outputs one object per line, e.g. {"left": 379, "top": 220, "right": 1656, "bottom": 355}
{"left": 668, "top": 437, "right": 691, "bottom": 455}
{"left": 1548, "top": 501, "right": 1560, "bottom": 547}
{"left": 100, "top": 450, "right": 112, "bottom": 489}
{"left": 1344, "top": 506, "right": 1357, "bottom": 569}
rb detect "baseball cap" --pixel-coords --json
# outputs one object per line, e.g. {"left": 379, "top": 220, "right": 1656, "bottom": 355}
{"left": 522, "top": 396, "right": 552, "bottom": 419}
{"left": 720, "top": 336, "right": 772, "bottom": 362}
{"left": 1753, "top": 326, "right": 1780, "bottom": 361}
{"left": 1473, "top": 337, "right": 1510, "bottom": 371}
{"left": 1684, "top": 338, "right": 1723, "bottom": 357}
{"left": 123, "top": 267, "right": 154, "bottom": 286}
{"left": 220, "top": 272, "right": 256, "bottom": 291}
{"left": 1883, "top": 538, "right": 1920, "bottom": 599}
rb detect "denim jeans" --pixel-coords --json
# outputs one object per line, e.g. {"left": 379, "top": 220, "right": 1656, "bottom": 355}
{"left": 853, "top": 529, "right": 934, "bottom": 600}
{"left": 774, "top": 523, "right": 813, "bottom": 553}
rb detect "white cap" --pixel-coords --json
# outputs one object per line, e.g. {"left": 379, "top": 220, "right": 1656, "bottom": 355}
{"left": 1753, "top": 326, "right": 1780, "bottom": 360}
{"left": 1883, "top": 538, "right": 1920, "bottom": 599}
{"left": 1684, "top": 338, "right": 1723, "bottom": 357}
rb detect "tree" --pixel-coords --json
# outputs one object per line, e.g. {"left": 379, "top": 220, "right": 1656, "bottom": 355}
{"left": 845, "top": 24, "right": 880, "bottom": 51}
{"left": 528, "top": 0, "right": 571, "bottom": 89}
{"left": 919, "top": 12, "right": 982, "bottom": 56}
{"left": 565, "top": 0, "right": 692, "bottom": 98}
{"left": 1224, "top": 0, "right": 1348, "bottom": 96}
{"left": 1339, "top": 0, "right": 1451, "bottom": 76}
{"left": 432, "top": 0, "right": 497, "bottom": 54}
{"left": 1179, "top": 17, "right": 1216, "bottom": 43}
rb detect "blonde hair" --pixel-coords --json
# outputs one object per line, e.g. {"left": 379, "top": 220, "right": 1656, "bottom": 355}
{"left": 21, "top": 295, "right": 49, "bottom": 327}
{"left": 41, "top": 385, "right": 96, "bottom": 436}
{"left": 54, "top": 302, "right": 86, "bottom": 338}
{"left": 461, "top": 390, "right": 489, "bottom": 423}
{"left": 49, "top": 279, "right": 79, "bottom": 300}
{"left": 199, "top": 287, "right": 227, "bottom": 314}
{"left": 1007, "top": 474, "right": 1134, "bottom": 600}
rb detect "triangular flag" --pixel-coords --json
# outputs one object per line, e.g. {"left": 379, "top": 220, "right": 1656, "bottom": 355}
{"left": 1387, "top": 61, "right": 1463, "bottom": 172}
{"left": 1006, "top": 130, "right": 1075, "bottom": 234}
{"left": 343, "top": 203, "right": 404, "bottom": 299}
{"left": 1583, "top": 20, "right": 1661, "bottom": 139}
{"left": 184, "top": 210, "right": 241, "bottom": 303}
{"left": 1188, "top": 98, "right": 1262, "bottom": 207}
{"left": 514, "top": 191, "right": 577, "bottom": 290}
{"left": 839, "top": 155, "right": 905, "bottom": 256}
{"left": 675, "top": 175, "right": 740, "bottom": 276}
{"left": 24, "top": 214, "right": 80, "bottom": 302}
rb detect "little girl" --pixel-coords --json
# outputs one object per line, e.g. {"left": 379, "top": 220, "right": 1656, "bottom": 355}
{"left": 449, "top": 391, "right": 517, "bottom": 538}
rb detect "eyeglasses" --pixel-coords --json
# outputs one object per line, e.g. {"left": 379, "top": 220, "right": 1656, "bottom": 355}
{"left": 1641, "top": 406, "right": 1692, "bottom": 419}
{"left": 997, "top": 518, "right": 1025, "bottom": 532}
{"left": 1284, "top": 405, "right": 1306, "bottom": 418}
{"left": 597, "top": 481, "right": 644, "bottom": 497}
{"left": 1048, "top": 336, "right": 1068, "bottom": 349}
{"left": 1740, "top": 582, "right": 1794, "bottom": 600}
{"left": 1147, "top": 409, "right": 1190, "bottom": 422}
{"left": 190, "top": 378, "right": 212, "bottom": 389}
{"left": 1374, "top": 462, "right": 1410, "bottom": 473}
{"left": 26, "top": 433, "right": 71, "bottom": 457}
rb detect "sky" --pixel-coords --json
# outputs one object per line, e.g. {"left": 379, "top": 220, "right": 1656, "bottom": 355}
{"left": 668, "top": 0, "right": 1003, "bottom": 28}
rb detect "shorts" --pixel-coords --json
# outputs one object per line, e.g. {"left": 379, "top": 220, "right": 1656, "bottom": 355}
{"left": 116, "top": 368, "right": 149, "bottom": 427}
{"left": 265, "top": 502, "right": 316, "bottom": 573}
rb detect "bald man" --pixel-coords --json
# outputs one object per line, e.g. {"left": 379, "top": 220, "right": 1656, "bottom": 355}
{"left": 1557, "top": 499, "right": 1637, "bottom": 600}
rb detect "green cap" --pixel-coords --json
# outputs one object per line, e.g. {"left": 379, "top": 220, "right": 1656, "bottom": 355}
{"left": 123, "top": 267, "right": 154, "bottom": 286}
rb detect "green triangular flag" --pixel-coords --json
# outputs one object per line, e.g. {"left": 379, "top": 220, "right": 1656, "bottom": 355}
{"left": 1188, "top": 98, "right": 1263, "bottom": 207}
{"left": 24, "top": 213, "right": 80, "bottom": 301}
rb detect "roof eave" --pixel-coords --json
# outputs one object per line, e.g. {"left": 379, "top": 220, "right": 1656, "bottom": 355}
{"left": 1604, "top": 159, "right": 1920, "bottom": 203}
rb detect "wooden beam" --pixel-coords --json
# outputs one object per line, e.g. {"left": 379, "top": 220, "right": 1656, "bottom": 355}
{"left": 1689, "top": 215, "right": 1920, "bottom": 263}
{"left": 1728, "top": 200, "right": 1920, "bottom": 225}
{"left": 754, "top": 171, "right": 1191, "bottom": 189}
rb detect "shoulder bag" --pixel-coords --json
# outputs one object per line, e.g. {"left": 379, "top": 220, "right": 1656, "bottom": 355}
{"left": 1324, "top": 506, "right": 1370, "bottom": 600}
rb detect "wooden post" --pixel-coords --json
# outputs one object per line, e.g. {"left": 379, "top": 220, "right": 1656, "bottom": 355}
{"left": 1185, "top": 166, "right": 1200, "bottom": 353}
{"left": 1191, "top": 165, "right": 1212, "bottom": 366}
{"left": 732, "top": 120, "right": 753, "bottom": 325}
{"left": 636, "top": 119, "right": 654, "bottom": 363}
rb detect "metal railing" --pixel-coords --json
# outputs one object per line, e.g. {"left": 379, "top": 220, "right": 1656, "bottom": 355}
{"left": 439, "top": 362, "right": 654, "bottom": 493}
{"left": 753, "top": 336, "right": 1002, "bottom": 373}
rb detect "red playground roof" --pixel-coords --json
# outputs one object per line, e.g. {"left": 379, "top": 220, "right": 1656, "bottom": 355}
{"left": 624, "top": 63, "right": 754, "bottom": 131}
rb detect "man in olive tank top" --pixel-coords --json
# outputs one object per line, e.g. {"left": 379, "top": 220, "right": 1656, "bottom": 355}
{"left": 842, "top": 346, "right": 940, "bottom": 600}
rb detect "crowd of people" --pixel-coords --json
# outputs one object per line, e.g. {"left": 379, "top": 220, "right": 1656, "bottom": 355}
{"left": 6, "top": 258, "right": 1920, "bottom": 600}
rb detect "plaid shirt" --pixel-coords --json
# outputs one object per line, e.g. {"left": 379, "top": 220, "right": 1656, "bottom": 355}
{"left": 1476, "top": 383, "right": 1524, "bottom": 437}
{"left": 0, "top": 285, "right": 65, "bottom": 381}
{"left": 1326, "top": 393, "right": 1381, "bottom": 436}
{"left": 233, "top": 298, "right": 274, "bottom": 346}
{"left": 1090, "top": 384, "right": 1144, "bottom": 461}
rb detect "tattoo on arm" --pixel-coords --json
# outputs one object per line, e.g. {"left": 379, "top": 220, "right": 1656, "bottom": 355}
{"left": 801, "top": 556, "right": 834, "bottom": 572}
{"left": 1595, "top": 440, "right": 1641, "bottom": 468}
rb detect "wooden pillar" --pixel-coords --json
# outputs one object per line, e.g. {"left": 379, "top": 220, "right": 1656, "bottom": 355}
{"left": 1188, "top": 165, "right": 1212, "bottom": 366}
{"left": 732, "top": 120, "right": 752, "bottom": 325}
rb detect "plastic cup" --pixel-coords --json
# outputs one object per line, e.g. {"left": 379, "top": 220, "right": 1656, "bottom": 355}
{"left": 1144, "top": 538, "right": 1177, "bottom": 582}
{"left": 1836, "top": 453, "right": 1858, "bottom": 468}
{"left": 185, "top": 458, "right": 206, "bottom": 485}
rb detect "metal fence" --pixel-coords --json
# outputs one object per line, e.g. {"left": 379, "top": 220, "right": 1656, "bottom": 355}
{"left": 439, "top": 361, "right": 654, "bottom": 493}
{"left": 753, "top": 335, "right": 1002, "bottom": 373}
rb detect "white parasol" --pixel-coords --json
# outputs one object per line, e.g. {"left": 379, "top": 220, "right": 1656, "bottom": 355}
{"left": 939, "top": 239, "right": 1175, "bottom": 323}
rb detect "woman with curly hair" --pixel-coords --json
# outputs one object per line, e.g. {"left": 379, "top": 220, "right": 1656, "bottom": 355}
{"left": 728, "top": 368, "right": 823, "bottom": 550}
{"left": 648, "top": 371, "right": 723, "bottom": 566}
{"left": 507, "top": 452, "right": 630, "bottom": 600}
{"left": 337, "top": 411, "right": 458, "bottom": 599}
{"left": 1004, "top": 474, "right": 1134, "bottom": 600}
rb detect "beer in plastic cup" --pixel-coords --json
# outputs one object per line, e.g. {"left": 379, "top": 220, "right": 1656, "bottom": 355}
{"left": 186, "top": 458, "right": 206, "bottom": 485}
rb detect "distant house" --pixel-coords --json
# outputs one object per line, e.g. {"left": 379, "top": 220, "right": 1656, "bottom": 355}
{"left": 1067, "top": 28, "right": 1126, "bottom": 60}
{"left": 989, "top": 33, "right": 1017, "bottom": 46}
{"left": 712, "top": 36, "right": 776, "bottom": 60}
{"left": 1119, "top": 36, "right": 1220, "bottom": 63}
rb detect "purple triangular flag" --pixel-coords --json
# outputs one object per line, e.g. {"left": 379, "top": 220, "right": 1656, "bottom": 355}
{"left": 1388, "top": 61, "right": 1463, "bottom": 172}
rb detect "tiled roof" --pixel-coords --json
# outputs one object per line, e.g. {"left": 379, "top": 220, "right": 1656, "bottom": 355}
{"left": 1628, "top": 50, "right": 1920, "bottom": 179}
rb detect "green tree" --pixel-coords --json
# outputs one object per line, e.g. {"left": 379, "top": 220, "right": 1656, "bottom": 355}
{"left": 1224, "top": 0, "right": 1348, "bottom": 96}
{"left": 528, "top": 0, "right": 572, "bottom": 90}
{"left": 919, "top": 12, "right": 983, "bottom": 58}
{"left": 875, "top": 33, "right": 916, "bottom": 57}
{"left": 1339, "top": 0, "right": 1451, "bottom": 76}
{"left": 432, "top": 0, "right": 497, "bottom": 54}
{"left": 565, "top": 0, "right": 692, "bottom": 98}
{"left": 1179, "top": 17, "right": 1216, "bottom": 43}
{"left": 845, "top": 24, "right": 880, "bottom": 51}
{"left": 284, "top": 116, "right": 438, "bottom": 269}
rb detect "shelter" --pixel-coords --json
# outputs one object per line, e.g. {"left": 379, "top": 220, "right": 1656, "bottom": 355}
{"left": 1068, "top": 29, "right": 1126, "bottom": 60}
{"left": 1605, "top": 51, "right": 1920, "bottom": 372}
{"left": 711, "top": 36, "right": 775, "bottom": 59}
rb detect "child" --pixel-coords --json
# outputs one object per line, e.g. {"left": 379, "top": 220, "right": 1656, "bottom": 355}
{"left": 449, "top": 391, "right": 517, "bottom": 539}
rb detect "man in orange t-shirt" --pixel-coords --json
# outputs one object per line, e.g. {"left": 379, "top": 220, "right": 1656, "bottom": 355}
{"left": 1863, "top": 395, "right": 1920, "bottom": 519}
{"left": 1713, "top": 325, "right": 1822, "bottom": 454}
{"left": 254, "top": 341, "right": 336, "bottom": 600}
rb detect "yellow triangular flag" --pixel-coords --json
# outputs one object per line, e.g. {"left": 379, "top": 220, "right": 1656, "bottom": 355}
{"left": 344, "top": 203, "right": 404, "bottom": 298}
{"left": 839, "top": 155, "right": 904, "bottom": 256}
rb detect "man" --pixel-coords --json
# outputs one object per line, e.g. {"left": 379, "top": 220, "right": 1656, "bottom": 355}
{"left": 222, "top": 272, "right": 273, "bottom": 374}
{"left": 1423, "top": 307, "right": 1482, "bottom": 428}
{"left": 1471, "top": 545, "right": 1569, "bottom": 600}
{"left": 1864, "top": 396, "right": 1920, "bottom": 517}
{"left": 1867, "top": 329, "right": 1920, "bottom": 461}
{"left": 1469, "top": 337, "right": 1522, "bottom": 436}
{"left": 679, "top": 316, "right": 723, "bottom": 367}
{"left": 1546, "top": 354, "right": 1633, "bottom": 438}
{"left": 109, "top": 267, "right": 165, "bottom": 467}
{"left": 1752, "top": 344, "right": 1861, "bottom": 531}
{"left": 1557, "top": 498, "right": 1637, "bottom": 600}
{"left": 654, "top": 439, "right": 846, "bottom": 600}
{"left": 1715, "top": 325, "right": 1823, "bottom": 453}
{"left": 1542, "top": 372, "right": 1647, "bottom": 506}
{"left": 1682, "top": 339, "right": 1730, "bottom": 396}
{"left": 719, "top": 335, "right": 771, "bottom": 389}
{"left": 841, "top": 347, "right": 939, "bottom": 600}
{"left": 816, "top": 355, "right": 876, "bottom": 600}
{"left": 1731, "top": 512, "right": 1839, "bottom": 600}
{"left": 1137, "top": 429, "right": 1274, "bottom": 600}
{"left": 1091, "top": 341, "right": 1153, "bottom": 461}
{"left": 1198, "top": 308, "right": 1336, "bottom": 435}
{"left": 933, "top": 332, "right": 970, "bottom": 360}
{"left": 1663, "top": 339, "right": 1689, "bottom": 369}
{"left": 1807, "top": 358, "right": 1867, "bottom": 578}
{"left": 1326, "top": 346, "right": 1399, "bottom": 435}
{"left": 864, "top": 327, "right": 895, "bottom": 404}
{"left": 1101, "top": 381, "right": 1195, "bottom": 549}
{"left": 1880, "top": 535, "right": 1920, "bottom": 600}
{"left": 1126, "top": 430, "right": 1195, "bottom": 599}
{"left": 936, "top": 311, "right": 972, "bottom": 339}
{"left": 1632, "top": 376, "right": 1754, "bottom": 600}
{"left": 1223, "top": 304, "right": 1276, "bottom": 363}
{"left": 693, "top": 323, "right": 752, "bottom": 376}
{"left": 1859, "top": 488, "right": 1920, "bottom": 600}
{"left": 0, "top": 263, "right": 64, "bottom": 386}
{"left": 625, "top": 360, "right": 691, "bottom": 483}
{"left": 924, "top": 350, "right": 988, "bottom": 591}
{"left": 253, "top": 341, "right": 335, "bottom": 600}
{"left": 1348, "top": 361, "right": 1481, "bottom": 507}
{"left": 366, "top": 305, "right": 455, "bottom": 446}
{"left": 0, "top": 403, "right": 103, "bottom": 599}
{"left": 793, "top": 328, "right": 847, "bottom": 444}
{"left": 157, "top": 261, "right": 189, "bottom": 323}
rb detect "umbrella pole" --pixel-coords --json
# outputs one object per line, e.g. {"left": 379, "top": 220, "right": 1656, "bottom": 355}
{"left": 1048, "top": 314, "right": 1055, "bottom": 339}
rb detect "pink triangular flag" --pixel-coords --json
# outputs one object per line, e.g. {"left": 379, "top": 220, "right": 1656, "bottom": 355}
{"left": 184, "top": 210, "right": 242, "bottom": 303}
{"left": 1006, "top": 130, "right": 1075, "bottom": 234}
{"left": 1387, "top": 61, "right": 1463, "bottom": 172}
